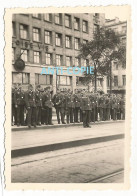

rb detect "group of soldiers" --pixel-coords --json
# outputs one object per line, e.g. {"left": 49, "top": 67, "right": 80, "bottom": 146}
{"left": 12, "top": 84, "right": 125, "bottom": 128}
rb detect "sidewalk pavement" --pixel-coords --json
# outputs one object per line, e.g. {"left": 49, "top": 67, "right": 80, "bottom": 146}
{"left": 11, "top": 121, "right": 125, "bottom": 158}
{"left": 12, "top": 119, "right": 124, "bottom": 131}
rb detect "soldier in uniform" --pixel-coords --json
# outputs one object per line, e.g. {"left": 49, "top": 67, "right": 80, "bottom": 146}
{"left": 94, "top": 93, "right": 99, "bottom": 121}
{"left": 64, "top": 90, "right": 71, "bottom": 124}
{"left": 116, "top": 96, "right": 121, "bottom": 120}
{"left": 98, "top": 95, "right": 104, "bottom": 121}
{"left": 120, "top": 97, "right": 125, "bottom": 120}
{"left": 52, "top": 89, "right": 61, "bottom": 124}
{"left": 35, "top": 85, "right": 43, "bottom": 125}
{"left": 105, "top": 94, "right": 111, "bottom": 120}
{"left": 59, "top": 90, "right": 66, "bottom": 124}
{"left": 89, "top": 92, "right": 95, "bottom": 122}
{"left": 111, "top": 94, "right": 117, "bottom": 120}
{"left": 11, "top": 86, "right": 17, "bottom": 125}
{"left": 74, "top": 91, "right": 80, "bottom": 123}
{"left": 14, "top": 84, "right": 25, "bottom": 126}
{"left": 68, "top": 91, "right": 75, "bottom": 123}
{"left": 42, "top": 86, "right": 53, "bottom": 125}
{"left": 81, "top": 93, "right": 92, "bottom": 128}
{"left": 80, "top": 92, "right": 83, "bottom": 122}
{"left": 25, "top": 84, "right": 36, "bottom": 128}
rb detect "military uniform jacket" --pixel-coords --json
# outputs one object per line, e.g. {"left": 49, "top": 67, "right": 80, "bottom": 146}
{"left": 42, "top": 92, "right": 53, "bottom": 108}
{"left": 89, "top": 95, "right": 96, "bottom": 109}
{"left": 14, "top": 90, "right": 25, "bottom": 106}
{"left": 74, "top": 94, "right": 80, "bottom": 108}
{"left": 120, "top": 99, "right": 125, "bottom": 110}
{"left": 52, "top": 93, "right": 62, "bottom": 108}
{"left": 25, "top": 90, "right": 36, "bottom": 108}
{"left": 98, "top": 97, "right": 105, "bottom": 108}
{"left": 111, "top": 99, "right": 117, "bottom": 109}
{"left": 105, "top": 98, "right": 111, "bottom": 109}
{"left": 35, "top": 91, "right": 43, "bottom": 107}
{"left": 81, "top": 96, "right": 92, "bottom": 111}
{"left": 12, "top": 89, "right": 15, "bottom": 105}
{"left": 68, "top": 94, "right": 75, "bottom": 108}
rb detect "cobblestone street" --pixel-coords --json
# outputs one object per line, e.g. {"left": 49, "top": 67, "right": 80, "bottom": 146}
{"left": 12, "top": 138, "right": 124, "bottom": 183}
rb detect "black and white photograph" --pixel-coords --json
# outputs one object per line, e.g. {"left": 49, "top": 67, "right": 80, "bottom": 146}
{"left": 4, "top": 6, "right": 131, "bottom": 189}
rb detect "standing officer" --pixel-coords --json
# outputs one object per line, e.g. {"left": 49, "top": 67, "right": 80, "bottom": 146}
{"left": 111, "top": 94, "right": 117, "bottom": 120}
{"left": 64, "top": 90, "right": 71, "bottom": 124}
{"left": 74, "top": 90, "right": 80, "bottom": 123}
{"left": 80, "top": 91, "right": 83, "bottom": 122}
{"left": 98, "top": 95, "right": 104, "bottom": 121}
{"left": 68, "top": 91, "right": 75, "bottom": 123}
{"left": 52, "top": 89, "right": 62, "bottom": 124}
{"left": 120, "top": 96, "right": 125, "bottom": 120}
{"left": 94, "top": 93, "right": 99, "bottom": 121}
{"left": 116, "top": 96, "right": 121, "bottom": 120}
{"left": 35, "top": 85, "right": 43, "bottom": 126}
{"left": 105, "top": 94, "right": 111, "bottom": 120}
{"left": 42, "top": 86, "right": 53, "bottom": 125}
{"left": 81, "top": 93, "right": 92, "bottom": 128}
{"left": 60, "top": 90, "right": 66, "bottom": 124}
{"left": 12, "top": 86, "right": 17, "bottom": 126}
{"left": 25, "top": 84, "right": 36, "bottom": 128}
{"left": 14, "top": 84, "right": 25, "bottom": 126}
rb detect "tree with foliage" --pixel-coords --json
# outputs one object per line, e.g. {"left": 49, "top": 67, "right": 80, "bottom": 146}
{"left": 79, "top": 27, "right": 126, "bottom": 93}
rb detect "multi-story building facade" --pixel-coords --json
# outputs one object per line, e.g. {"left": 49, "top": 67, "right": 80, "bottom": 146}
{"left": 12, "top": 13, "right": 105, "bottom": 94}
{"left": 105, "top": 17, "right": 127, "bottom": 96}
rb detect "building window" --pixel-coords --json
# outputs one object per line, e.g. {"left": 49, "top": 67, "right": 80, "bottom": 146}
{"left": 83, "top": 59, "right": 89, "bottom": 66}
{"left": 45, "top": 30, "right": 52, "bottom": 44}
{"left": 12, "top": 48, "right": 15, "bottom": 61}
{"left": 122, "top": 75, "right": 126, "bottom": 86}
{"left": 21, "top": 49, "right": 28, "bottom": 62}
{"left": 12, "top": 72, "right": 30, "bottom": 84}
{"left": 55, "top": 13, "right": 62, "bottom": 25}
{"left": 74, "top": 38, "right": 80, "bottom": 50}
{"left": 74, "top": 17, "right": 80, "bottom": 30}
{"left": 83, "top": 39, "right": 88, "bottom": 44}
{"left": 56, "top": 54, "right": 62, "bottom": 66}
{"left": 45, "top": 53, "right": 52, "bottom": 65}
{"left": 32, "top": 14, "right": 41, "bottom": 19}
{"left": 57, "top": 76, "right": 71, "bottom": 85}
{"left": 33, "top": 28, "right": 40, "bottom": 42}
{"left": 65, "top": 35, "right": 71, "bottom": 48}
{"left": 44, "top": 14, "right": 52, "bottom": 22}
{"left": 76, "top": 76, "right": 84, "bottom": 86}
{"left": 34, "top": 51, "right": 40, "bottom": 63}
{"left": 35, "top": 74, "right": 52, "bottom": 85}
{"left": 113, "top": 62, "right": 118, "bottom": 70}
{"left": 12, "top": 22, "right": 16, "bottom": 37}
{"left": 83, "top": 20, "right": 88, "bottom": 33}
{"left": 20, "top": 24, "right": 28, "bottom": 39}
{"left": 56, "top": 33, "right": 62, "bottom": 46}
{"left": 75, "top": 57, "right": 80, "bottom": 67}
{"left": 66, "top": 56, "right": 71, "bottom": 66}
{"left": 114, "top": 76, "right": 118, "bottom": 87}
{"left": 65, "top": 14, "right": 71, "bottom": 28}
